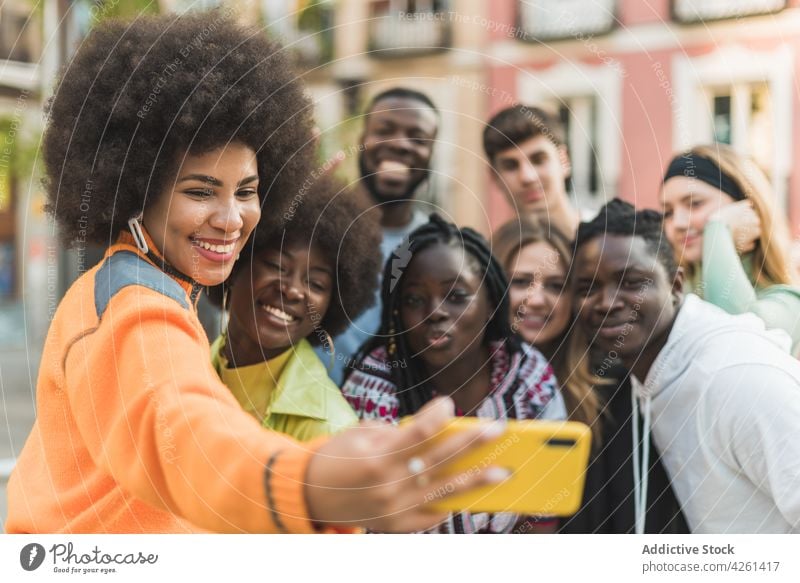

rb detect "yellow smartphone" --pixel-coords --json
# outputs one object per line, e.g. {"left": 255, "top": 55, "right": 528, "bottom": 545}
{"left": 426, "top": 418, "right": 591, "bottom": 516}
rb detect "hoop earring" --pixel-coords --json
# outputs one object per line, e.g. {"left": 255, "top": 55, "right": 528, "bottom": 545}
{"left": 128, "top": 214, "right": 149, "bottom": 254}
{"left": 220, "top": 287, "right": 229, "bottom": 339}
{"left": 321, "top": 330, "right": 336, "bottom": 371}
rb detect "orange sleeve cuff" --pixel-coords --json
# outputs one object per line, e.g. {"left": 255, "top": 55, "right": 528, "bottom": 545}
{"left": 265, "top": 437, "right": 327, "bottom": 534}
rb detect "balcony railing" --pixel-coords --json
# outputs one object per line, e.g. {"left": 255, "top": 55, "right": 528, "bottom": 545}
{"left": 0, "top": 61, "right": 39, "bottom": 91}
{"left": 673, "top": 0, "right": 787, "bottom": 23}
{"left": 368, "top": 8, "right": 451, "bottom": 58}
{"left": 518, "top": 0, "right": 616, "bottom": 42}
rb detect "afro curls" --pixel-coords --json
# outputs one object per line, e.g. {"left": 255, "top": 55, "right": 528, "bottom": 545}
{"left": 575, "top": 198, "right": 678, "bottom": 277}
{"left": 43, "top": 9, "right": 315, "bottom": 246}
{"left": 210, "top": 172, "right": 383, "bottom": 344}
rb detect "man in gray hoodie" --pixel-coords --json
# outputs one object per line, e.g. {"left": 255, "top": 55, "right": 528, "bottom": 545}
{"left": 572, "top": 199, "right": 800, "bottom": 534}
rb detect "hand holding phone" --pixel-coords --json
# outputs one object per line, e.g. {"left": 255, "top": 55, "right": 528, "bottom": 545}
{"left": 422, "top": 418, "right": 591, "bottom": 516}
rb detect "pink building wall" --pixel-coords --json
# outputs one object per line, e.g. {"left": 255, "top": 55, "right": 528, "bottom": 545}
{"left": 618, "top": 49, "right": 674, "bottom": 210}
{"left": 485, "top": 67, "right": 516, "bottom": 230}
{"left": 619, "top": 0, "right": 670, "bottom": 25}
{"left": 484, "top": 1, "right": 800, "bottom": 236}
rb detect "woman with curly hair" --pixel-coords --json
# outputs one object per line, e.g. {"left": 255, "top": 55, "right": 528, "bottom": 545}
{"left": 6, "top": 12, "right": 505, "bottom": 534}
{"left": 661, "top": 144, "right": 800, "bottom": 354}
{"left": 209, "top": 175, "right": 382, "bottom": 440}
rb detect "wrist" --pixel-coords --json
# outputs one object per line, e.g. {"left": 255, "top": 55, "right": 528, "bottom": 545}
{"left": 262, "top": 437, "right": 328, "bottom": 534}
{"left": 302, "top": 438, "right": 335, "bottom": 530}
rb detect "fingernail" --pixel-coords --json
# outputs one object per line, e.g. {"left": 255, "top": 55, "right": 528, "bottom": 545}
{"left": 484, "top": 467, "right": 512, "bottom": 483}
{"left": 434, "top": 396, "right": 455, "bottom": 413}
{"left": 482, "top": 421, "right": 506, "bottom": 439}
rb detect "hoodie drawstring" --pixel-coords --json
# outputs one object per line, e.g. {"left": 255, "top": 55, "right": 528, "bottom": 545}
{"left": 632, "top": 386, "right": 652, "bottom": 535}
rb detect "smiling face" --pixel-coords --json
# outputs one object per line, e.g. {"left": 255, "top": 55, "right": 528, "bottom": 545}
{"left": 143, "top": 142, "right": 260, "bottom": 286}
{"left": 573, "top": 234, "right": 681, "bottom": 376}
{"left": 399, "top": 243, "right": 491, "bottom": 372}
{"left": 661, "top": 176, "right": 736, "bottom": 266}
{"left": 507, "top": 241, "right": 571, "bottom": 347}
{"left": 225, "top": 240, "right": 333, "bottom": 366}
{"left": 358, "top": 96, "right": 438, "bottom": 204}
{"left": 491, "top": 135, "right": 571, "bottom": 219}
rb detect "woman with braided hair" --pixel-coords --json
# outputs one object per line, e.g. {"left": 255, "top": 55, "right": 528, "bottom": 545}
{"left": 342, "top": 214, "right": 567, "bottom": 533}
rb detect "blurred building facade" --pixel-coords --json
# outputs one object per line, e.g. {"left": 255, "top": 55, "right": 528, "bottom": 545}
{"left": 305, "top": 0, "right": 800, "bottom": 234}
{"left": 0, "top": 0, "right": 241, "bottom": 351}
{"left": 1, "top": 0, "right": 68, "bottom": 351}
{"left": 2, "top": 0, "right": 799, "bottom": 522}
{"left": 2, "top": 0, "right": 800, "bottom": 349}
{"left": 485, "top": 0, "right": 800, "bottom": 231}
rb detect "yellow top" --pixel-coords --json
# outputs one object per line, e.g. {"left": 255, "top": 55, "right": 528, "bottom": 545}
{"left": 218, "top": 346, "right": 292, "bottom": 422}
{"left": 211, "top": 335, "right": 358, "bottom": 441}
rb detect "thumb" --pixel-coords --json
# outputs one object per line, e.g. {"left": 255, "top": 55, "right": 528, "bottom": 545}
{"left": 412, "top": 396, "right": 456, "bottom": 427}
{"left": 388, "top": 397, "right": 455, "bottom": 454}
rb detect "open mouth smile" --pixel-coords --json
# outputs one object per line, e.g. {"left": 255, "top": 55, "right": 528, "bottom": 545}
{"left": 191, "top": 237, "right": 239, "bottom": 262}
{"left": 259, "top": 303, "right": 298, "bottom": 324}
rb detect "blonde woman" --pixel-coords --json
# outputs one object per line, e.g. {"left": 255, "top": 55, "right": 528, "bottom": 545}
{"left": 492, "top": 218, "right": 688, "bottom": 533}
{"left": 492, "top": 220, "right": 599, "bottom": 437}
{"left": 661, "top": 144, "right": 800, "bottom": 354}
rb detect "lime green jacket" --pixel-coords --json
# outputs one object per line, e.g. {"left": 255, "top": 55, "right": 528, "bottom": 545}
{"left": 687, "top": 220, "right": 800, "bottom": 356}
{"left": 210, "top": 336, "right": 357, "bottom": 441}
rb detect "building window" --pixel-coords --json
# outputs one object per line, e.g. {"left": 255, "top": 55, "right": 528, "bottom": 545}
{"left": 672, "top": 45, "right": 792, "bottom": 210}
{"left": 0, "top": 0, "right": 41, "bottom": 64}
{"left": 161, "top": 0, "right": 223, "bottom": 13}
{"left": 712, "top": 94, "right": 732, "bottom": 144}
{"left": 673, "top": 0, "right": 787, "bottom": 23}
{"left": 261, "top": 0, "right": 334, "bottom": 67}
{"left": 518, "top": 60, "right": 623, "bottom": 216}
{"left": 553, "top": 97, "right": 600, "bottom": 208}
{"left": 367, "top": 0, "right": 451, "bottom": 58}
{"left": 705, "top": 83, "right": 773, "bottom": 173}
{"left": 518, "top": 0, "right": 616, "bottom": 42}
{"left": 62, "top": 0, "right": 161, "bottom": 59}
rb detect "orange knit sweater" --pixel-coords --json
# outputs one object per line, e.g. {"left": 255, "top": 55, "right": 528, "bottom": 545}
{"left": 6, "top": 232, "right": 323, "bottom": 533}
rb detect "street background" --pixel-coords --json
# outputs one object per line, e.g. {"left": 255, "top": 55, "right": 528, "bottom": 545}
{"left": 3, "top": 0, "right": 800, "bottom": 528}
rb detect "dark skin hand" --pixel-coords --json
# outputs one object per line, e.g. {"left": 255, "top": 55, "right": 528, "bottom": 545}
{"left": 304, "top": 397, "right": 511, "bottom": 532}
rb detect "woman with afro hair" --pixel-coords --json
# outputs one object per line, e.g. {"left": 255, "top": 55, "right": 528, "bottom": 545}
{"left": 208, "top": 174, "right": 382, "bottom": 441}
{"left": 5, "top": 11, "right": 506, "bottom": 534}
